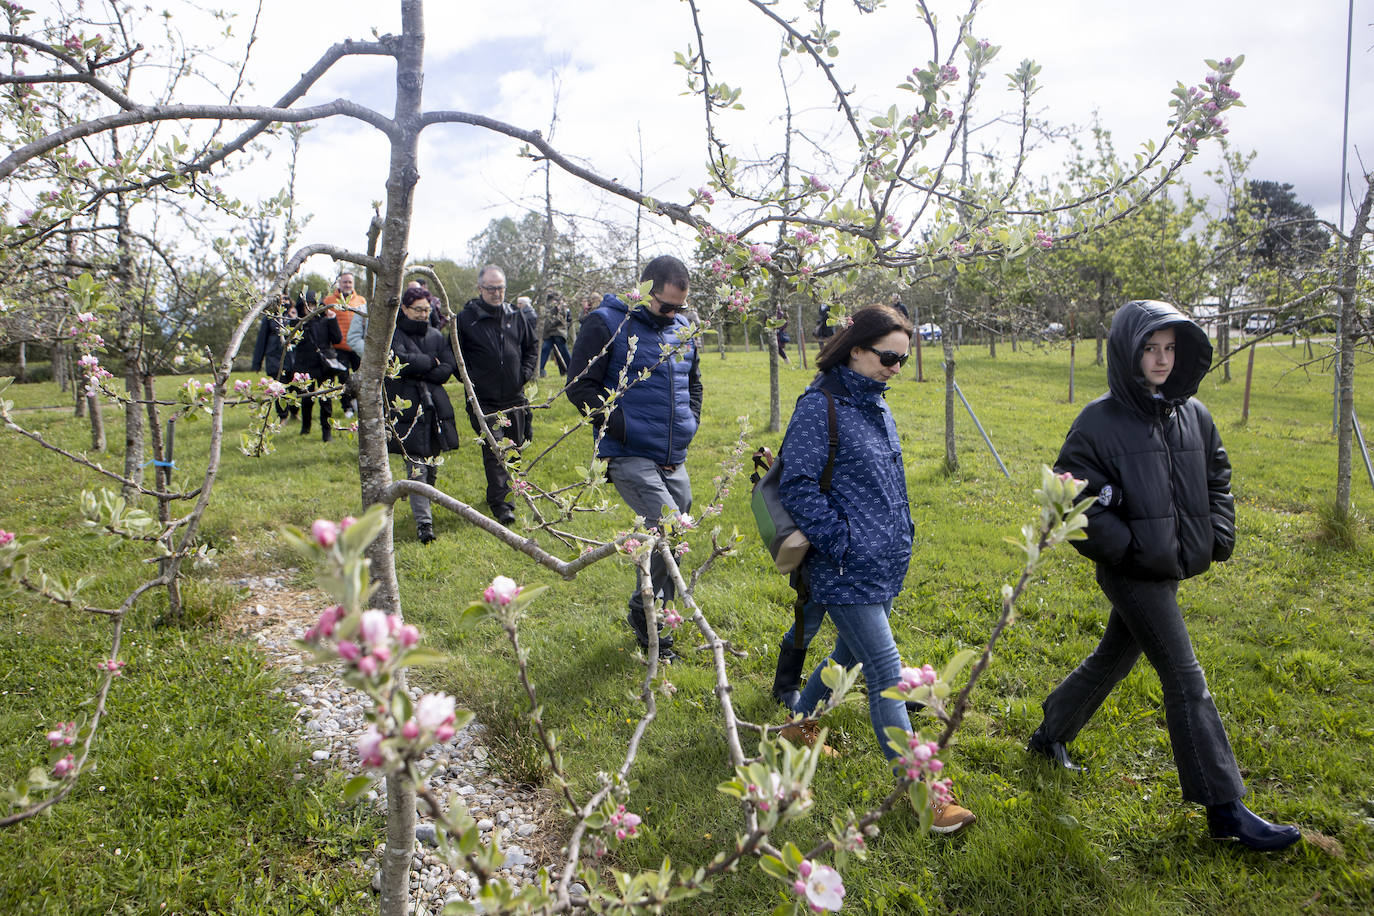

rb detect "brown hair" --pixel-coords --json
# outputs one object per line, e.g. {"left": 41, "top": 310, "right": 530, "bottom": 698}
{"left": 815, "top": 305, "right": 913, "bottom": 373}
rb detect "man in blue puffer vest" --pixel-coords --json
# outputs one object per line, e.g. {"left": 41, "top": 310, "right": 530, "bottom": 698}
{"left": 567, "top": 255, "right": 703, "bottom": 662}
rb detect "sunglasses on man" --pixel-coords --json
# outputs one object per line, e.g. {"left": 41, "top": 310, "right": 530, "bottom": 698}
{"left": 862, "top": 345, "right": 910, "bottom": 367}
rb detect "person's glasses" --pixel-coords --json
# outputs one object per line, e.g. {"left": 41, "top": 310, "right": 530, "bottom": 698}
{"left": 651, "top": 293, "right": 685, "bottom": 313}
{"left": 480, "top": 284, "right": 506, "bottom": 293}
{"left": 863, "top": 345, "right": 909, "bottom": 367}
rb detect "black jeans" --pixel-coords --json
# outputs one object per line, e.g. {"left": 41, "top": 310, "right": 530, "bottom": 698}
{"left": 468, "top": 402, "right": 529, "bottom": 516}
{"left": 1036, "top": 566, "right": 1245, "bottom": 805}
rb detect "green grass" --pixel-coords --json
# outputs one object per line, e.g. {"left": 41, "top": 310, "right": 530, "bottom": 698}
{"left": 3, "top": 338, "right": 1374, "bottom": 914}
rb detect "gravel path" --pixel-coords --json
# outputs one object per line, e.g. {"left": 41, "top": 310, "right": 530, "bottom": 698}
{"left": 230, "top": 571, "right": 560, "bottom": 914}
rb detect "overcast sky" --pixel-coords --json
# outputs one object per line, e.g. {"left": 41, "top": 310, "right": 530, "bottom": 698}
{"left": 50, "top": 0, "right": 1374, "bottom": 287}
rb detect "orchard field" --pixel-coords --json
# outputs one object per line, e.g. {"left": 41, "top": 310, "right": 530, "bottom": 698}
{"left": 3, "top": 341, "right": 1374, "bottom": 915}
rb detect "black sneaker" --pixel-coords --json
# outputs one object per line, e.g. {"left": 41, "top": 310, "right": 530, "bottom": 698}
{"left": 417, "top": 523, "right": 435, "bottom": 544}
{"left": 626, "top": 609, "right": 677, "bottom": 660}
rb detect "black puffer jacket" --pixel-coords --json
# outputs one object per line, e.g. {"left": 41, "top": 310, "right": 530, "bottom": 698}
{"left": 1055, "top": 300, "right": 1235, "bottom": 581}
{"left": 291, "top": 297, "right": 342, "bottom": 380}
{"left": 385, "top": 314, "right": 460, "bottom": 458}
{"left": 455, "top": 297, "right": 538, "bottom": 410}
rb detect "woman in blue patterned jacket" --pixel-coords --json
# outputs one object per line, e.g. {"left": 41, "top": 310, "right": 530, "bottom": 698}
{"left": 776, "top": 304, "right": 975, "bottom": 834}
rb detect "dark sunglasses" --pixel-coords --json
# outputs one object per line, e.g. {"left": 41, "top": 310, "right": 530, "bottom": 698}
{"left": 863, "top": 345, "right": 909, "bottom": 367}
{"left": 651, "top": 293, "right": 686, "bottom": 313}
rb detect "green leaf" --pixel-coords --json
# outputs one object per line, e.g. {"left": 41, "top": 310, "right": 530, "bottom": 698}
{"left": 940, "top": 648, "right": 979, "bottom": 684}
{"left": 343, "top": 774, "right": 374, "bottom": 802}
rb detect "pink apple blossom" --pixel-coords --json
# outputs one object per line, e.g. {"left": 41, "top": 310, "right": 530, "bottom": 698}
{"left": 0, "top": 529, "right": 14, "bottom": 546}
{"left": 398, "top": 624, "right": 420, "bottom": 648}
{"left": 52, "top": 754, "right": 75, "bottom": 778}
{"left": 46, "top": 721, "right": 77, "bottom": 747}
{"left": 356, "top": 726, "right": 385, "bottom": 768}
{"left": 358, "top": 610, "right": 390, "bottom": 650}
{"left": 799, "top": 861, "right": 845, "bottom": 911}
{"left": 483, "top": 576, "right": 521, "bottom": 605}
{"left": 414, "top": 693, "right": 456, "bottom": 731}
{"left": 311, "top": 519, "right": 340, "bottom": 548}
{"left": 357, "top": 655, "right": 379, "bottom": 677}
{"left": 337, "top": 640, "right": 361, "bottom": 661}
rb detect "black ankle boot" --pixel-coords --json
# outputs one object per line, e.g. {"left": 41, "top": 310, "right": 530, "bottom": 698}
{"left": 1027, "top": 729, "right": 1086, "bottom": 773}
{"left": 1206, "top": 800, "right": 1300, "bottom": 851}
{"left": 771, "top": 642, "right": 808, "bottom": 711}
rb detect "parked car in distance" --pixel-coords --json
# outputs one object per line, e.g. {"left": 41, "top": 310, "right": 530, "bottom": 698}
{"left": 918, "top": 322, "right": 942, "bottom": 341}
{"left": 1244, "top": 312, "right": 1275, "bottom": 334}
{"left": 1043, "top": 322, "right": 1065, "bottom": 338}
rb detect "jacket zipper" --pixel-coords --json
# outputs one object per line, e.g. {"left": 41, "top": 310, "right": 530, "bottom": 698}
{"left": 663, "top": 325, "right": 674, "bottom": 464}
{"left": 1158, "top": 409, "right": 1183, "bottom": 570}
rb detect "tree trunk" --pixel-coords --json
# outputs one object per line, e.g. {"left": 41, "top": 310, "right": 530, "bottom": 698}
{"left": 144, "top": 372, "right": 181, "bottom": 620}
{"left": 1218, "top": 290, "right": 1232, "bottom": 382}
{"left": 16, "top": 341, "right": 26, "bottom": 383}
{"left": 113, "top": 186, "right": 145, "bottom": 498}
{"left": 1334, "top": 173, "right": 1374, "bottom": 518}
{"left": 352, "top": 7, "right": 426, "bottom": 914}
{"left": 87, "top": 391, "right": 105, "bottom": 450}
{"left": 53, "top": 342, "right": 68, "bottom": 392}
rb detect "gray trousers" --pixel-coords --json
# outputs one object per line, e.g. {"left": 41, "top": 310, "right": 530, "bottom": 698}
{"left": 1037, "top": 565, "right": 1245, "bottom": 805}
{"left": 607, "top": 456, "right": 692, "bottom": 614}
{"left": 405, "top": 460, "right": 439, "bottom": 528}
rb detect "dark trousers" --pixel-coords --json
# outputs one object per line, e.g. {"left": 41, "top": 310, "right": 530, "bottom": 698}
{"left": 299, "top": 377, "right": 333, "bottom": 441}
{"left": 1037, "top": 566, "right": 1245, "bottom": 805}
{"left": 468, "top": 402, "right": 529, "bottom": 516}
{"left": 405, "top": 460, "right": 439, "bottom": 528}
{"left": 337, "top": 349, "right": 360, "bottom": 413}
{"left": 539, "top": 337, "right": 570, "bottom": 376}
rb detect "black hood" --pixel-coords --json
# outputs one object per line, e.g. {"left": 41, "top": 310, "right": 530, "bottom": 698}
{"left": 1107, "top": 300, "right": 1212, "bottom": 416}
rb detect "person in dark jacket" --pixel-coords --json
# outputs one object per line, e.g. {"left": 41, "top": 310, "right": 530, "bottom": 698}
{"left": 567, "top": 255, "right": 702, "bottom": 662}
{"left": 775, "top": 304, "right": 975, "bottom": 834}
{"left": 252, "top": 293, "right": 299, "bottom": 419}
{"left": 1028, "top": 299, "right": 1300, "bottom": 851}
{"left": 814, "top": 302, "right": 836, "bottom": 346}
{"left": 455, "top": 265, "right": 538, "bottom": 525}
{"left": 388, "top": 287, "right": 461, "bottom": 544}
{"left": 290, "top": 290, "right": 342, "bottom": 442}
{"left": 538, "top": 292, "right": 572, "bottom": 377}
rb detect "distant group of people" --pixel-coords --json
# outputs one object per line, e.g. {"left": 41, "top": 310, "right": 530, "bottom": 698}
{"left": 251, "top": 267, "right": 589, "bottom": 539}
{"left": 250, "top": 273, "right": 366, "bottom": 443}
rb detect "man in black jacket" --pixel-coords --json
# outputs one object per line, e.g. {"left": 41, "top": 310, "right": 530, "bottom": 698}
{"left": 455, "top": 265, "right": 538, "bottom": 525}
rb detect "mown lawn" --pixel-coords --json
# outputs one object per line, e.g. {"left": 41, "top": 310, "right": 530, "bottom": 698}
{"left": 3, "top": 336, "right": 1373, "bottom": 914}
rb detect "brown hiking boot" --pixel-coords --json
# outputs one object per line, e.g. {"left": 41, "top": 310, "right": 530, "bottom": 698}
{"left": 929, "top": 799, "right": 976, "bottom": 834}
{"left": 779, "top": 721, "right": 840, "bottom": 758}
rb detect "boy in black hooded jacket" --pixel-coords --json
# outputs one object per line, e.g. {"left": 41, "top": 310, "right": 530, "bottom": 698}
{"left": 1028, "top": 299, "right": 1300, "bottom": 851}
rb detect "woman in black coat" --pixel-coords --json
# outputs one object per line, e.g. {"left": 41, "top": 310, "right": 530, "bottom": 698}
{"left": 1028, "top": 299, "right": 1299, "bottom": 851}
{"left": 290, "top": 290, "right": 342, "bottom": 442}
{"left": 251, "top": 293, "right": 299, "bottom": 419}
{"left": 387, "top": 286, "right": 461, "bottom": 543}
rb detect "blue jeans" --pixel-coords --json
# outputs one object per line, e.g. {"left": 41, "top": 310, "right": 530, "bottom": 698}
{"left": 539, "top": 337, "right": 570, "bottom": 375}
{"left": 793, "top": 599, "right": 912, "bottom": 760}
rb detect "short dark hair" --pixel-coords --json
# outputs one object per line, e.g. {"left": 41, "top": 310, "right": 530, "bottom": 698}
{"left": 640, "top": 255, "right": 690, "bottom": 296}
{"left": 815, "top": 305, "right": 913, "bottom": 374}
{"left": 401, "top": 287, "right": 429, "bottom": 306}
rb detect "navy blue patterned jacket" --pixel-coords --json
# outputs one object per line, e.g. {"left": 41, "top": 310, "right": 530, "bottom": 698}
{"left": 778, "top": 365, "right": 913, "bottom": 603}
